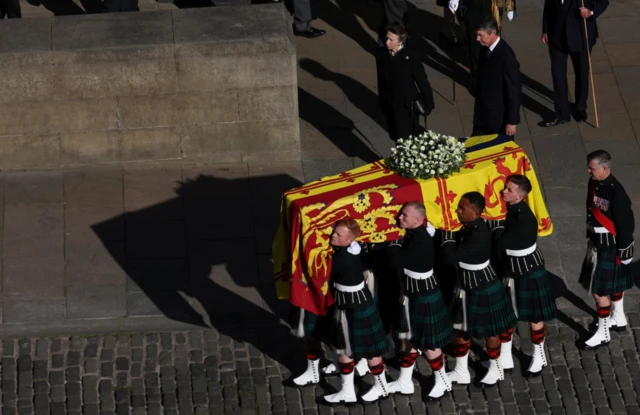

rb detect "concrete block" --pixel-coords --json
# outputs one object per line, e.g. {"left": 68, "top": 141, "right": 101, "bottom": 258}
{"left": 0, "top": 98, "right": 119, "bottom": 136}
{"left": 176, "top": 53, "right": 296, "bottom": 91}
{"left": 0, "top": 67, "right": 55, "bottom": 103}
{"left": 66, "top": 284, "right": 126, "bottom": 319}
{"left": 123, "top": 165, "right": 183, "bottom": 214}
{"left": 3, "top": 257, "right": 64, "bottom": 296}
{"left": 180, "top": 119, "right": 300, "bottom": 160}
{"left": 52, "top": 44, "right": 175, "bottom": 67}
{"left": 0, "top": 134, "right": 60, "bottom": 169}
{"left": 65, "top": 240, "right": 127, "bottom": 287}
{"left": 126, "top": 220, "right": 187, "bottom": 259}
{"left": 70, "top": 206, "right": 125, "bottom": 244}
{"left": 238, "top": 86, "right": 297, "bottom": 121}
{"left": 60, "top": 131, "right": 120, "bottom": 165}
{"left": 118, "top": 91, "right": 238, "bottom": 129}
{"left": 2, "top": 294, "right": 66, "bottom": 323}
{"left": 53, "top": 60, "right": 177, "bottom": 99}
{"left": 3, "top": 202, "right": 64, "bottom": 259}
{"left": 120, "top": 127, "right": 181, "bottom": 162}
{"left": 180, "top": 163, "right": 249, "bottom": 199}
{"left": 52, "top": 11, "right": 173, "bottom": 52}
{"left": 0, "top": 18, "right": 51, "bottom": 68}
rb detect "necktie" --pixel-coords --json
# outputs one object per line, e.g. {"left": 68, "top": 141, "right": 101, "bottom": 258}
{"left": 486, "top": 48, "right": 492, "bottom": 58}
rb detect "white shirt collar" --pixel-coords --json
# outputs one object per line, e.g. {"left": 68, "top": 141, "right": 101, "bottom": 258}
{"left": 489, "top": 37, "right": 501, "bottom": 52}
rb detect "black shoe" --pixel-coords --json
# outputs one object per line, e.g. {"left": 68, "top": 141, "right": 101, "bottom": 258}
{"left": 294, "top": 27, "right": 326, "bottom": 38}
{"left": 540, "top": 117, "right": 570, "bottom": 127}
{"left": 578, "top": 110, "right": 588, "bottom": 122}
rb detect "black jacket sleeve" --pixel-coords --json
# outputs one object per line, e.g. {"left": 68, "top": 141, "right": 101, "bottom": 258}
{"left": 440, "top": 232, "right": 484, "bottom": 266}
{"left": 411, "top": 57, "right": 435, "bottom": 114}
{"left": 592, "top": 0, "right": 609, "bottom": 19}
{"left": 543, "top": 0, "right": 551, "bottom": 34}
{"left": 612, "top": 190, "right": 635, "bottom": 260}
{"left": 504, "top": 48, "right": 522, "bottom": 125}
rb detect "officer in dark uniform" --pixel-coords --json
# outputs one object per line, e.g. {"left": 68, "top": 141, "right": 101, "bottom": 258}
{"left": 578, "top": 150, "right": 634, "bottom": 350}
{"left": 384, "top": 202, "right": 454, "bottom": 400}
{"left": 440, "top": 192, "right": 516, "bottom": 388}
{"left": 489, "top": 175, "right": 557, "bottom": 377}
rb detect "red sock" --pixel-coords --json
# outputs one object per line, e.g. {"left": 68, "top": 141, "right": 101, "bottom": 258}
{"left": 612, "top": 292, "right": 624, "bottom": 302}
{"left": 399, "top": 352, "right": 419, "bottom": 368}
{"left": 427, "top": 353, "right": 445, "bottom": 371}
{"left": 369, "top": 361, "right": 384, "bottom": 375}
{"left": 597, "top": 304, "right": 612, "bottom": 318}
{"left": 453, "top": 341, "right": 472, "bottom": 357}
{"left": 531, "top": 327, "right": 545, "bottom": 345}
{"left": 305, "top": 351, "right": 320, "bottom": 360}
{"left": 338, "top": 360, "right": 356, "bottom": 374}
{"left": 487, "top": 345, "right": 501, "bottom": 360}
{"left": 499, "top": 328, "right": 514, "bottom": 343}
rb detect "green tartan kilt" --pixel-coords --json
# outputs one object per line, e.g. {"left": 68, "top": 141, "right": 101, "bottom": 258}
{"left": 340, "top": 301, "right": 389, "bottom": 359}
{"left": 579, "top": 246, "right": 633, "bottom": 296}
{"left": 302, "top": 309, "right": 331, "bottom": 341}
{"left": 466, "top": 280, "right": 517, "bottom": 338}
{"left": 408, "top": 290, "right": 455, "bottom": 350}
{"left": 513, "top": 269, "right": 558, "bottom": 323}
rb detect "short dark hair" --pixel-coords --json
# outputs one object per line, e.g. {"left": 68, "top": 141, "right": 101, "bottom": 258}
{"left": 476, "top": 15, "right": 498, "bottom": 35}
{"left": 587, "top": 150, "right": 612, "bottom": 169}
{"left": 462, "top": 191, "right": 486, "bottom": 213}
{"left": 507, "top": 174, "right": 532, "bottom": 195}
{"left": 385, "top": 22, "right": 409, "bottom": 44}
{"left": 335, "top": 219, "right": 361, "bottom": 238}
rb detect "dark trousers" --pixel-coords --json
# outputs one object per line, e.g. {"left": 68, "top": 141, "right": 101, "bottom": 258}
{"left": 549, "top": 43, "right": 590, "bottom": 119}
{"left": 0, "top": 0, "right": 21, "bottom": 18}
{"left": 385, "top": 106, "right": 420, "bottom": 142}
{"left": 293, "top": 0, "right": 312, "bottom": 31}
{"left": 471, "top": 123, "right": 505, "bottom": 137}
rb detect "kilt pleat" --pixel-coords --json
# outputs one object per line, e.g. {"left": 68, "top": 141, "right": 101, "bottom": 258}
{"left": 514, "top": 269, "right": 557, "bottom": 323}
{"left": 345, "top": 301, "right": 389, "bottom": 359}
{"left": 579, "top": 246, "right": 633, "bottom": 296}
{"left": 302, "top": 309, "right": 331, "bottom": 341}
{"left": 466, "top": 281, "right": 517, "bottom": 338}
{"left": 408, "top": 290, "right": 455, "bottom": 350}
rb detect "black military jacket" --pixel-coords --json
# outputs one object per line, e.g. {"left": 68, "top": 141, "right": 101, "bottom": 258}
{"left": 586, "top": 175, "right": 635, "bottom": 261}
{"left": 330, "top": 245, "right": 372, "bottom": 309}
{"left": 441, "top": 217, "right": 497, "bottom": 291}
{"left": 388, "top": 225, "right": 434, "bottom": 272}
{"left": 492, "top": 201, "right": 545, "bottom": 277}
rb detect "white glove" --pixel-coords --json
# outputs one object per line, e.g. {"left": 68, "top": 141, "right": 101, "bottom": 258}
{"left": 507, "top": 11, "right": 514, "bottom": 21}
{"left": 425, "top": 221, "right": 436, "bottom": 237}
{"left": 448, "top": 0, "right": 458, "bottom": 13}
{"left": 347, "top": 240, "right": 362, "bottom": 255}
{"left": 621, "top": 258, "right": 632, "bottom": 265}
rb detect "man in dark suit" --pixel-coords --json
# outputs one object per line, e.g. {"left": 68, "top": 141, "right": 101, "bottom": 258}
{"left": 541, "top": 0, "right": 608, "bottom": 126}
{"left": 472, "top": 16, "right": 521, "bottom": 137}
{"left": 0, "top": 0, "right": 20, "bottom": 18}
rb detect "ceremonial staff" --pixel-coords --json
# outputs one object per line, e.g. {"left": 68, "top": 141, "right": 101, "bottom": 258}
{"left": 581, "top": 0, "right": 599, "bottom": 128}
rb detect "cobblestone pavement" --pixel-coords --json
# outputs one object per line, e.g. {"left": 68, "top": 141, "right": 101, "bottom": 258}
{"left": 3, "top": 314, "right": 640, "bottom": 415}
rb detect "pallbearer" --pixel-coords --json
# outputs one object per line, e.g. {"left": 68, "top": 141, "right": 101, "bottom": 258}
{"left": 322, "top": 220, "right": 390, "bottom": 405}
{"left": 385, "top": 202, "right": 455, "bottom": 399}
{"left": 489, "top": 175, "right": 557, "bottom": 376}
{"left": 441, "top": 192, "right": 517, "bottom": 387}
{"left": 578, "top": 150, "right": 634, "bottom": 350}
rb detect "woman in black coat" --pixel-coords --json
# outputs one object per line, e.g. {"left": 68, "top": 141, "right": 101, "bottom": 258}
{"left": 376, "top": 23, "right": 435, "bottom": 142}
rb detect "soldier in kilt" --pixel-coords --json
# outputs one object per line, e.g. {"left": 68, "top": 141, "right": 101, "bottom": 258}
{"left": 440, "top": 192, "right": 517, "bottom": 387}
{"left": 488, "top": 175, "right": 557, "bottom": 376}
{"left": 577, "top": 150, "right": 634, "bottom": 350}
{"left": 383, "top": 202, "right": 455, "bottom": 399}
{"left": 321, "top": 220, "right": 390, "bottom": 405}
{"left": 288, "top": 306, "right": 333, "bottom": 386}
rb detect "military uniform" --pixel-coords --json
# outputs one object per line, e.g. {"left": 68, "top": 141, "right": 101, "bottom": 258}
{"left": 579, "top": 175, "right": 635, "bottom": 296}
{"left": 385, "top": 225, "right": 455, "bottom": 398}
{"left": 441, "top": 218, "right": 517, "bottom": 338}
{"left": 491, "top": 201, "right": 557, "bottom": 324}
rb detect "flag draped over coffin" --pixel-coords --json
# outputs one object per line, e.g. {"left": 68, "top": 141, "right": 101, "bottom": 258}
{"left": 272, "top": 134, "right": 553, "bottom": 317}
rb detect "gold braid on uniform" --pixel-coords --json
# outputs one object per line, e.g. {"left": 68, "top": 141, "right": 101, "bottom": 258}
{"left": 492, "top": 0, "right": 516, "bottom": 29}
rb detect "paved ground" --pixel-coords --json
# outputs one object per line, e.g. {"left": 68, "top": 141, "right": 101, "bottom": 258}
{"left": 2, "top": 0, "right": 640, "bottom": 413}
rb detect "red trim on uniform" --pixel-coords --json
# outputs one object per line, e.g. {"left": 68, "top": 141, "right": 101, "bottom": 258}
{"left": 487, "top": 346, "right": 501, "bottom": 360}
{"left": 453, "top": 341, "right": 472, "bottom": 357}
{"left": 369, "top": 362, "right": 385, "bottom": 375}
{"left": 530, "top": 327, "right": 545, "bottom": 345}
{"left": 499, "top": 328, "right": 514, "bottom": 343}
{"left": 427, "top": 353, "right": 445, "bottom": 371}
{"left": 338, "top": 360, "right": 356, "bottom": 374}
{"left": 589, "top": 180, "right": 621, "bottom": 265}
{"left": 597, "top": 304, "right": 612, "bottom": 318}
{"left": 612, "top": 292, "right": 623, "bottom": 302}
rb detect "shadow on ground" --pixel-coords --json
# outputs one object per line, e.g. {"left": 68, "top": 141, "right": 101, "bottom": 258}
{"left": 92, "top": 173, "right": 303, "bottom": 370}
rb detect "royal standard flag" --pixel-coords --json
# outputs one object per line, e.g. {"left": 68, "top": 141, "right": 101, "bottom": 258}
{"left": 272, "top": 135, "right": 553, "bottom": 316}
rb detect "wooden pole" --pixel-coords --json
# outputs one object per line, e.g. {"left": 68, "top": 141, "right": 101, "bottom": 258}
{"left": 581, "top": 0, "right": 599, "bottom": 128}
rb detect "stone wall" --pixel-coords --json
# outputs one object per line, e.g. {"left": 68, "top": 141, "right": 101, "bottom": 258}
{"left": 0, "top": 4, "right": 299, "bottom": 169}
